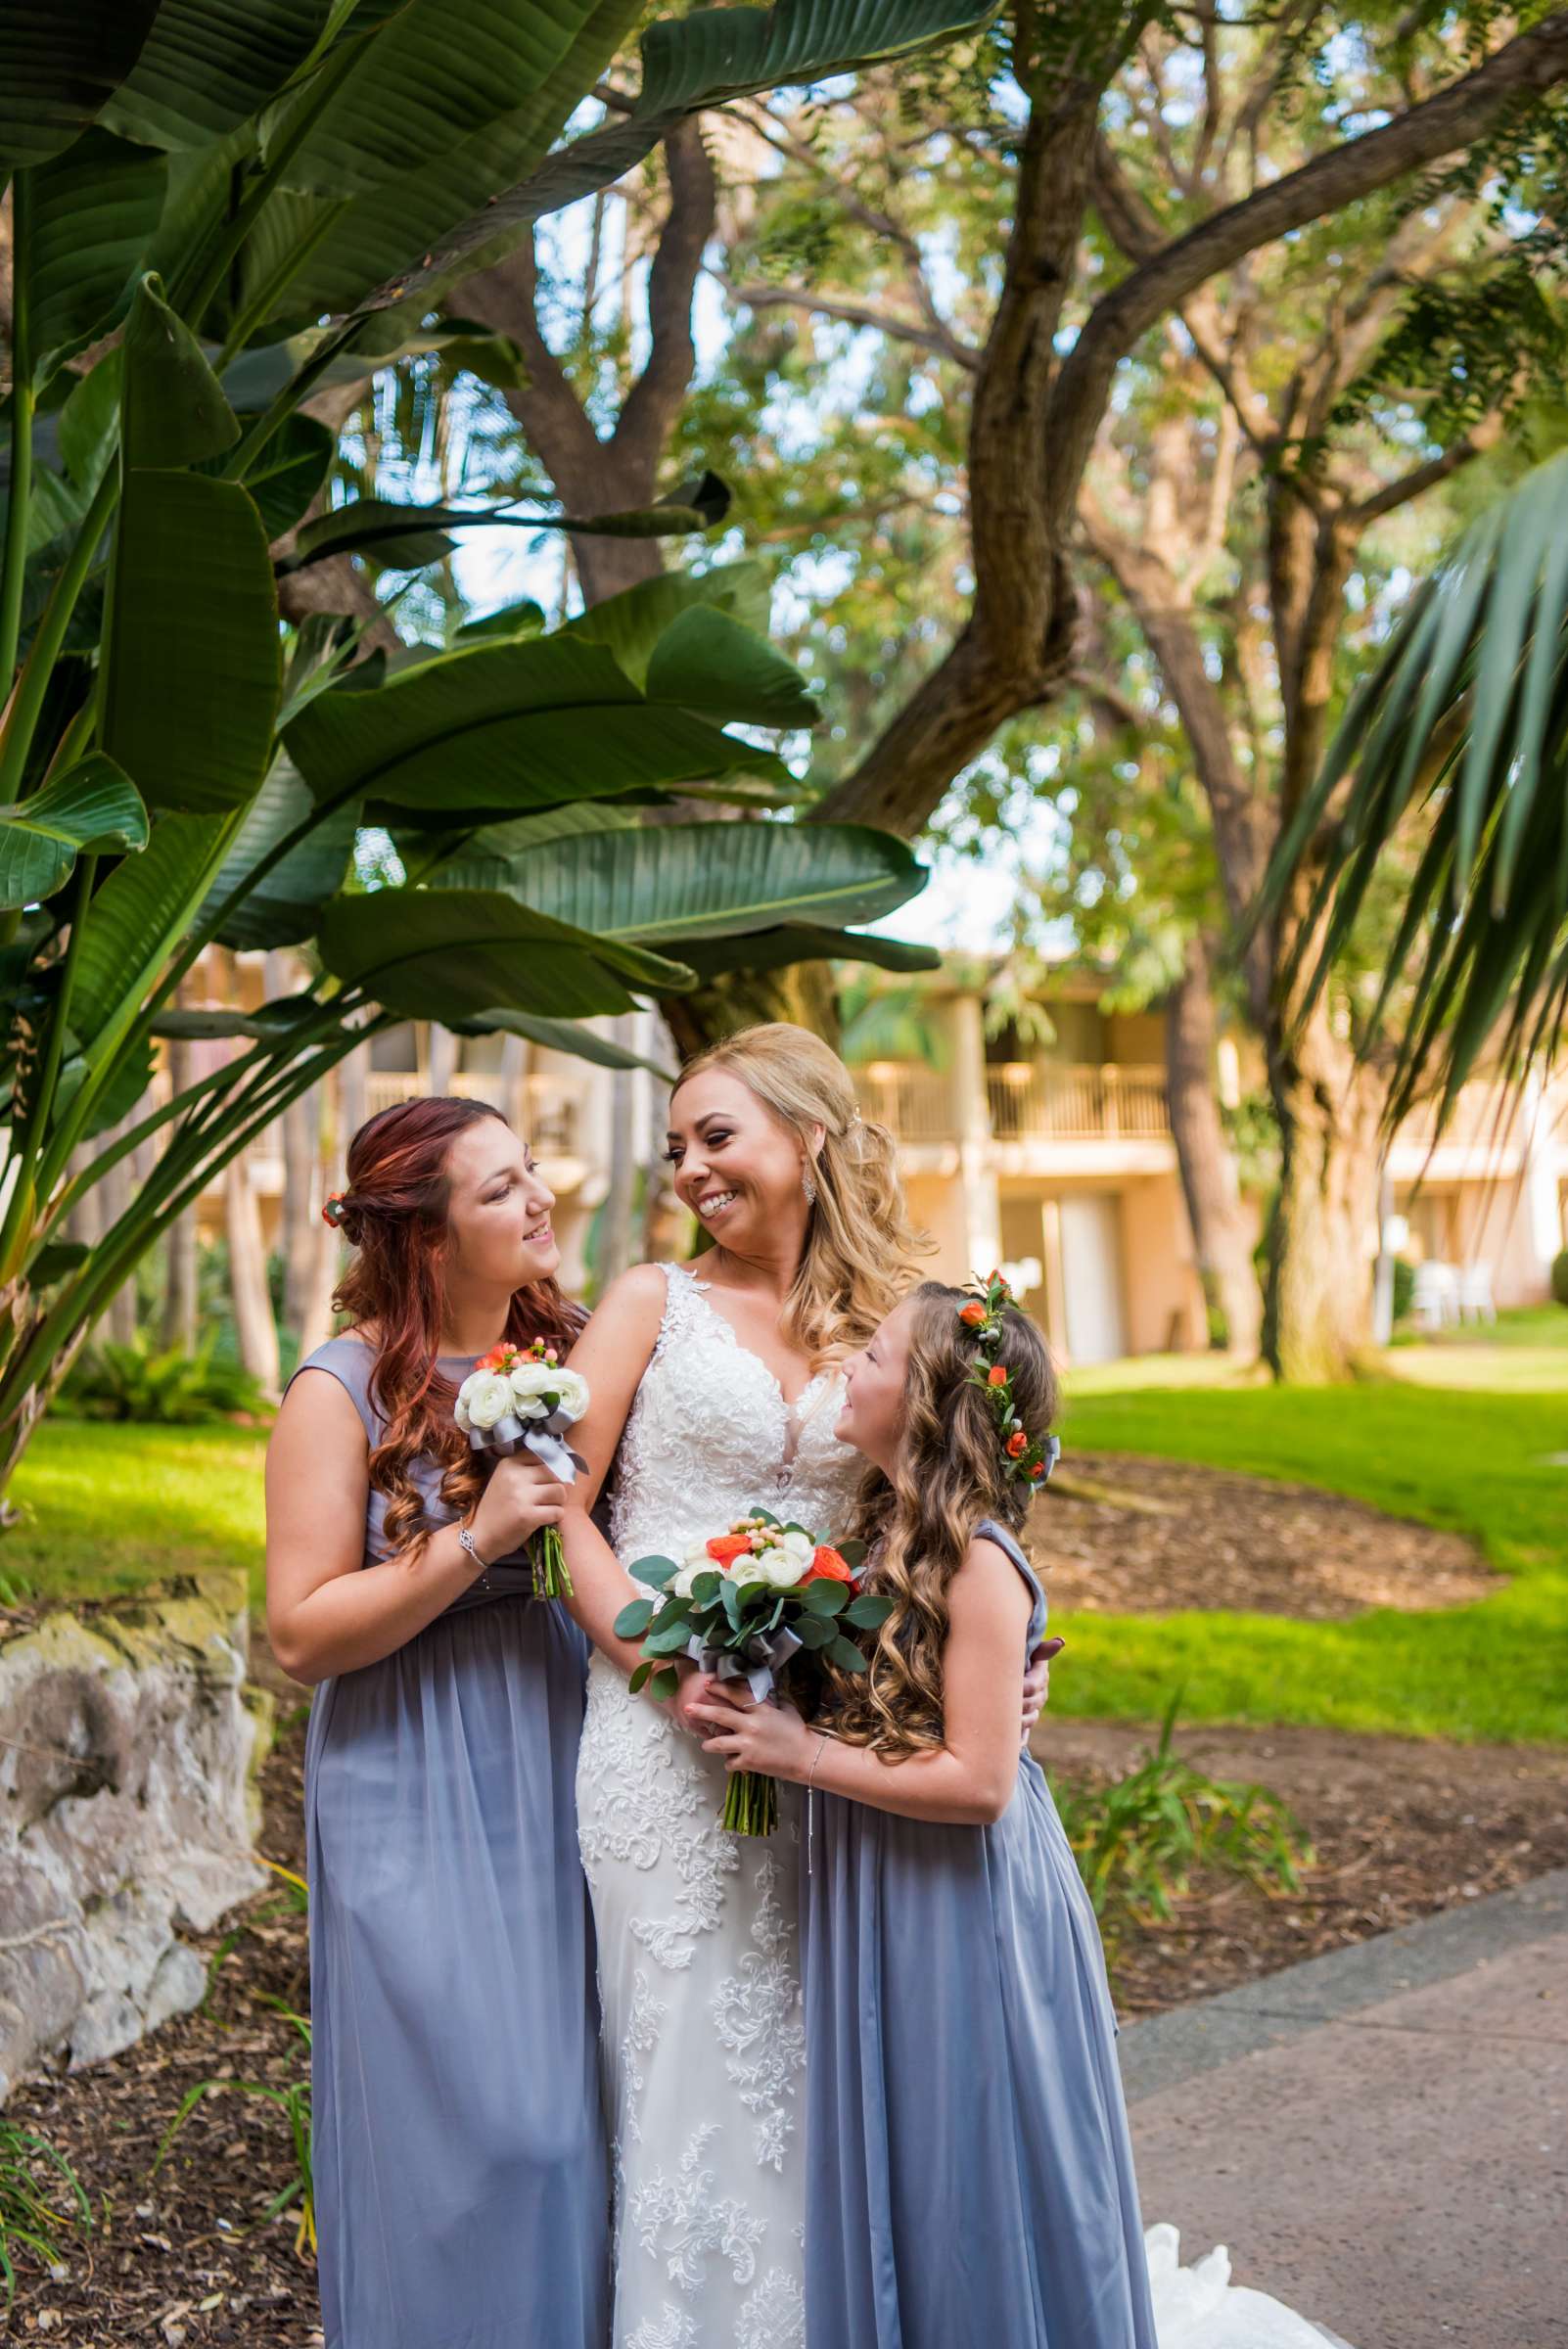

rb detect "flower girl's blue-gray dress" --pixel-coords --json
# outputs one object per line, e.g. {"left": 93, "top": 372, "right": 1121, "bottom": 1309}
{"left": 290, "top": 1338, "right": 608, "bottom": 2349}
{"left": 800, "top": 1517, "right": 1158, "bottom": 2349}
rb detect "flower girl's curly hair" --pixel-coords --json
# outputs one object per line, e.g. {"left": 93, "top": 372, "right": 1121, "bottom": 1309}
{"left": 330, "top": 1096, "right": 582, "bottom": 1555}
{"left": 672, "top": 1022, "right": 931, "bottom": 1364}
{"left": 823, "top": 1282, "right": 1059, "bottom": 1757}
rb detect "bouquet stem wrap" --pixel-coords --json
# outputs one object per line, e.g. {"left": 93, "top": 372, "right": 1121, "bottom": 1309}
{"left": 684, "top": 1625, "right": 805, "bottom": 1837}
{"left": 462, "top": 1414, "right": 584, "bottom": 1597}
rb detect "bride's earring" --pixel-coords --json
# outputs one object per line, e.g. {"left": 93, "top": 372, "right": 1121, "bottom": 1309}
{"left": 802, "top": 1161, "right": 818, "bottom": 1207}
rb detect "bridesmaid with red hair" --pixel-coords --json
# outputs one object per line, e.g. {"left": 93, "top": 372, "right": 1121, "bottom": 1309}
{"left": 265, "top": 1097, "right": 608, "bottom": 2349}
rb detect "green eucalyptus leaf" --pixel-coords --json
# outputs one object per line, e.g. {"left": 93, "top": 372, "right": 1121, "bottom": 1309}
{"left": 614, "top": 1597, "right": 657, "bottom": 1639}
{"left": 826, "top": 1634, "right": 872, "bottom": 1673}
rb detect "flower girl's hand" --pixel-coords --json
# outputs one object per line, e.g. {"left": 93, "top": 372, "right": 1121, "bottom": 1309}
{"left": 691, "top": 1690, "right": 814, "bottom": 1781}
{"left": 666, "top": 1665, "right": 719, "bottom": 1735}
{"left": 468, "top": 1455, "right": 567, "bottom": 1562}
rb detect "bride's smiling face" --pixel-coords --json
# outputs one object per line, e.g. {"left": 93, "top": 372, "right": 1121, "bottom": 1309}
{"left": 666, "top": 1069, "right": 817, "bottom": 1249}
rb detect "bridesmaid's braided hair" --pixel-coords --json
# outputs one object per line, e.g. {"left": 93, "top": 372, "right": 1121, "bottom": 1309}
{"left": 330, "top": 1096, "right": 583, "bottom": 1555}
{"left": 820, "top": 1282, "right": 1059, "bottom": 1757}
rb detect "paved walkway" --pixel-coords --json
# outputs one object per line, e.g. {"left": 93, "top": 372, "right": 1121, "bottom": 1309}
{"left": 1122, "top": 1866, "right": 1568, "bottom": 2349}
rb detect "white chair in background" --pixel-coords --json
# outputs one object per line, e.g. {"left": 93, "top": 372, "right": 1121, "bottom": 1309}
{"left": 1457, "top": 1262, "right": 1496, "bottom": 1322}
{"left": 1411, "top": 1260, "right": 1460, "bottom": 1329}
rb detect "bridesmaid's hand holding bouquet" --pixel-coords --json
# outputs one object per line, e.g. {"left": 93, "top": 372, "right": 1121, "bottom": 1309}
{"left": 615, "top": 1510, "right": 893, "bottom": 1834}
{"left": 454, "top": 1340, "right": 589, "bottom": 1599}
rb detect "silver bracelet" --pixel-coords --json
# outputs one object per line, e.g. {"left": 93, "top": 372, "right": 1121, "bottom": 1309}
{"left": 457, "top": 1522, "right": 492, "bottom": 1589}
{"left": 807, "top": 1731, "right": 828, "bottom": 1789}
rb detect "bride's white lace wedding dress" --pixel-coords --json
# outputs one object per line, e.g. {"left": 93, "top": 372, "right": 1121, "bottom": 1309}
{"left": 576, "top": 1262, "right": 849, "bottom": 2349}
{"left": 576, "top": 1261, "right": 1354, "bottom": 2349}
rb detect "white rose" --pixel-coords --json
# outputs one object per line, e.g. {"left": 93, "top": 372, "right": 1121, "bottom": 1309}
{"left": 547, "top": 1366, "right": 589, "bottom": 1422}
{"left": 759, "top": 1529, "right": 814, "bottom": 1587}
{"left": 454, "top": 1394, "right": 472, "bottom": 1433}
{"left": 460, "top": 1370, "right": 514, "bottom": 1431}
{"left": 506, "top": 1360, "right": 558, "bottom": 1420}
{"left": 670, "top": 1560, "right": 702, "bottom": 1598}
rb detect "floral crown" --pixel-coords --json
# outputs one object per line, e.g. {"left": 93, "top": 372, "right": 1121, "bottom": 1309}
{"left": 956, "top": 1270, "right": 1061, "bottom": 1490}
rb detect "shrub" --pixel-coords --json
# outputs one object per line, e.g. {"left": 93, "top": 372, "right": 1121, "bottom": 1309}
{"left": 1392, "top": 1256, "right": 1417, "bottom": 1323}
{"left": 1551, "top": 1250, "right": 1568, "bottom": 1309}
{"left": 58, "top": 1337, "right": 269, "bottom": 1424}
{"left": 0, "top": 2121, "right": 90, "bottom": 2308}
{"left": 1050, "top": 1695, "right": 1312, "bottom": 1963}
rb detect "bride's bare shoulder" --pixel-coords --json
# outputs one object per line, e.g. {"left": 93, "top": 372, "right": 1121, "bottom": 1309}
{"left": 582, "top": 1262, "right": 670, "bottom": 1332}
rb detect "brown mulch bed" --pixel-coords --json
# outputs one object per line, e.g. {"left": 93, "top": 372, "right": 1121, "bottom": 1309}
{"left": 1041, "top": 1717, "right": 1568, "bottom": 2018}
{"left": 6, "top": 1685, "right": 1565, "bottom": 2337}
{"left": 1035, "top": 1451, "right": 1495, "bottom": 1617}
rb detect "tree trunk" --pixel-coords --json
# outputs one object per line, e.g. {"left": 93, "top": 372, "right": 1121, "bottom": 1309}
{"left": 96, "top": 1120, "right": 139, "bottom": 1346}
{"left": 427, "top": 1023, "right": 457, "bottom": 1095}
{"left": 161, "top": 1002, "right": 201, "bottom": 1352}
{"left": 161, "top": 1206, "right": 200, "bottom": 1354}
{"left": 340, "top": 1036, "right": 370, "bottom": 1156}
{"left": 659, "top": 961, "right": 843, "bottom": 1061}
{"left": 1264, "top": 1001, "right": 1385, "bottom": 1380}
{"left": 282, "top": 1078, "right": 329, "bottom": 1354}
{"left": 225, "top": 1157, "right": 280, "bottom": 1390}
{"left": 1164, "top": 936, "right": 1263, "bottom": 1359}
{"left": 596, "top": 1018, "right": 640, "bottom": 1292}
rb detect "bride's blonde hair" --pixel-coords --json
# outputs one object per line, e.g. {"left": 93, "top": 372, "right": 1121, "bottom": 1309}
{"left": 673, "top": 1022, "right": 930, "bottom": 1366}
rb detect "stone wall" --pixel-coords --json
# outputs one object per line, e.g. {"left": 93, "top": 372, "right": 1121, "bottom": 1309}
{"left": 0, "top": 1575, "right": 269, "bottom": 2100}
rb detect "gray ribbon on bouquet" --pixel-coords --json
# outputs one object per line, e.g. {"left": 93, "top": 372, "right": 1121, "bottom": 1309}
{"left": 468, "top": 1408, "right": 587, "bottom": 1488}
{"left": 684, "top": 1623, "right": 804, "bottom": 1706}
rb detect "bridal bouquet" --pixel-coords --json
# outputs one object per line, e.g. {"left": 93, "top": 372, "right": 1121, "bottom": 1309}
{"left": 454, "top": 1339, "right": 588, "bottom": 1599}
{"left": 614, "top": 1510, "right": 894, "bottom": 1834}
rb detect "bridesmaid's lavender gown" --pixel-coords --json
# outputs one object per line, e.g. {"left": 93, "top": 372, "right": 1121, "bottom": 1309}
{"left": 290, "top": 1338, "right": 609, "bottom": 2349}
{"left": 800, "top": 1518, "right": 1159, "bottom": 2349}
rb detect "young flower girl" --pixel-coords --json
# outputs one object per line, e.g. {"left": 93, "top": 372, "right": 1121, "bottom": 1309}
{"left": 692, "top": 1274, "right": 1159, "bottom": 2349}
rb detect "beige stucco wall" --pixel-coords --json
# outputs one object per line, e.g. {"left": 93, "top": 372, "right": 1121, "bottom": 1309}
{"left": 1120, "top": 1174, "right": 1210, "bottom": 1354}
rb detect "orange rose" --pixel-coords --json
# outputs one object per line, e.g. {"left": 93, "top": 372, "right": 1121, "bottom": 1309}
{"left": 988, "top": 1365, "right": 1007, "bottom": 1387}
{"left": 707, "top": 1532, "right": 755, "bottom": 1568}
{"left": 960, "top": 1302, "right": 987, "bottom": 1326}
{"left": 806, "top": 1544, "right": 853, "bottom": 1584}
{"left": 1006, "top": 1430, "right": 1028, "bottom": 1457}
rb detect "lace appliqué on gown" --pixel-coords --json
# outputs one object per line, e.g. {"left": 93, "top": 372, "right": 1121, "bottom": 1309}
{"left": 577, "top": 1262, "right": 860, "bottom": 2349}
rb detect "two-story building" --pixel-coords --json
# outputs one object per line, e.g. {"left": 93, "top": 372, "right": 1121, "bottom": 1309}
{"left": 189, "top": 950, "right": 1568, "bottom": 1370}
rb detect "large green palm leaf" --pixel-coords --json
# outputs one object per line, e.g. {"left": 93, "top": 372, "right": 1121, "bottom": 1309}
{"left": 1262, "top": 450, "right": 1568, "bottom": 1128}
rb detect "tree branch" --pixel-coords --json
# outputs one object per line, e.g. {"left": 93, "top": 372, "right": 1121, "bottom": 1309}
{"left": 614, "top": 115, "right": 716, "bottom": 479}
{"left": 1347, "top": 416, "right": 1501, "bottom": 526}
{"left": 1052, "top": 11, "right": 1568, "bottom": 529}
{"left": 728, "top": 278, "right": 980, "bottom": 369}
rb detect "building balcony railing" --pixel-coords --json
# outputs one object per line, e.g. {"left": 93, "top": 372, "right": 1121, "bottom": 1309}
{"left": 853, "top": 1064, "right": 958, "bottom": 1144}
{"left": 363, "top": 1071, "right": 585, "bottom": 1162}
{"left": 853, "top": 1061, "right": 1172, "bottom": 1146}
{"left": 988, "top": 1062, "right": 1169, "bottom": 1140}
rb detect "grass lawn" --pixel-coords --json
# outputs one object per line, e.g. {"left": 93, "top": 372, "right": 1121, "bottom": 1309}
{"left": 1, "top": 1421, "right": 267, "bottom": 1613}
{"left": 1055, "top": 1348, "right": 1568, "bottom": 1745}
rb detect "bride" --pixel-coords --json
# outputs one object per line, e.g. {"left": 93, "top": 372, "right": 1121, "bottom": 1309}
{"left": 561, "top": 1022, "right": 969, "bottom": 2347}
{"left": 561, "top": 1021, "right": 1347, "bottom": 2349}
